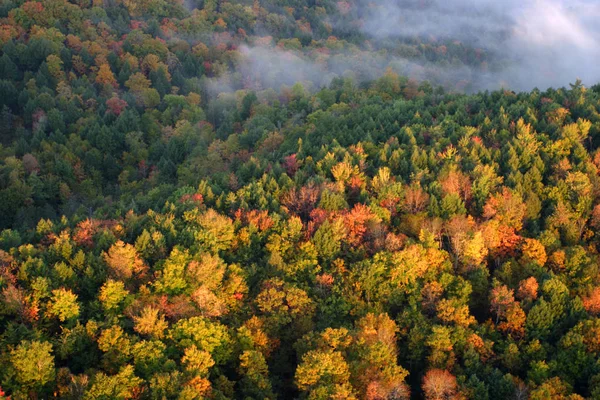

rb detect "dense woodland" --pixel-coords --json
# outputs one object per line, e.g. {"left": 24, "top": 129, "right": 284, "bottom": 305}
{"left": 1, "top": 0, "right": 600, "bottom": 399}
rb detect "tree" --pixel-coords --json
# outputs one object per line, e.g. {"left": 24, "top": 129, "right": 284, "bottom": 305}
{"left": 483, "top": 188, "right": 526, "bottom": 231}
{"left": 133, "top": 307, "right": 168, "bottom": 339}
{"left": 485, "top": 223, "right": 521, "bottom": 259}
{"left": 103, "top": 241, "right": 147, "bottom": 283}
{"left": 99, "top": 279, "right": 130, "bottom": 314}
{"left": 436, "top": 298, "right": 476, "bottom": 327}
{"left": 97, "top": 325, "right": 133, "bottom": 371}
{"left": 490, "top": 285, "right": 515, "bottom": 324}
{"left": 422, "top": 369, "right": 458, "bottom": 400}
{"left": 168, "top": 317, "right": 232, "bottom": 364}
{"left": 46, "top": 54, "right": 63, "bottom": 80}
{"left": 283, "top": 153, "right": 299, "bottom": 176}
{"left": 125, "top": 72, "right": 152, "bottom": 106}
{"left": 182, "top": 345, "right": 214, "bottom": 376}
{"left": 583, "top": 287, "right": 600, "bottom": 315}
{"left": 281, "top": 184, "right": 320, "bottom": 221}
{"left": 525, "top": 299, "right": 559, "bottom": 340}
{"left": 404, "top": 183, "right": 430, "bottom": 213}
{"left": 125, "top": 72, "right": 151, "bottom": 93}
{"left": 10, "top": 340, "right": 56, "bottom": 395}
{"left": 255, "top": 278, "right": 316, "bottom": 337}
{"left": 426, "top": 326, "right": 455, "bottom": 369}
{"left": 0, "top": 54, "right": 18, "bottom": 81}
{"left": 22, "top": 153, "right": 39, "bottom": 174}
{"left": 440, "top": 168, "right": 472, "bottom": 204}
{"left": 343, "top": 204, "right": 380, "bottom": 248}
{"left": 528, "top": 377, "right": 580, "bottom": 400}
{"left": 106, "top": 96, "right": 128, "bottom": 116}
{"left": 461, "top": 231, "right": 488, "bottom": 269}
{"left": 47, "top": 288, "right": 80, "bottom": 322}
{"left": 498, "top": 303, "right": 526, "bottom": 338}
{"left": 193, "top": 209, "right": 235, "bottom": 254}
{"left": 520, "top": 238, "right": 547, "bottom": 266}
{"left": 517, "top": 277, "right": 539, "bottom": 302}
{"left": 154, "top": 247, "right": 191, "bottom": 295}
{"left": 84, "top": 365, "right": 143, "bottom": 399}
{"left": 187, "top": 253, "right": 227, "bottom": 291}
{"left": 141, "top": 88, "right": 160, "bottom": 108}
{"left": 312, "top": 218, "right": 346, "bottom": 261}
{"left": 351, "top": 313, "right": 410, "bottom": 399}
{"left": 191, "top": 286, "right": 227, "bottom": 318}
{"left": 266, "top": 216, "right": 319, "bottom": 280}
{"left": 295, "top": 349, "right": 356, "bottom": 399}
{"left": 239, "top": 350, "right": 275, "bottom": 399}
{"left": 389, "top": 244, "right": 447, "bottom": 289}
{"left": 131, "top": 340, "right": 167, "bottom": 379}
{"left": 444, "top": 216, "right": 487, "bottom": 270}
{"left": 96, "top": 63, "right": 117, "bottom": 87}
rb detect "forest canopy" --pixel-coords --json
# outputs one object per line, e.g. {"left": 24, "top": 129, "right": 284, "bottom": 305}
{"left": 1, "top": 0, "right": 600, "bottom": 399}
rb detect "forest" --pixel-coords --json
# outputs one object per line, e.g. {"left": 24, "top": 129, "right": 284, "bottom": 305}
{"left": 1, "top": 0, "right": 600, "bottom": 398}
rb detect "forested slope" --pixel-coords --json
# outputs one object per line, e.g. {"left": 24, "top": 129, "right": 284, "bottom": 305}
{"left": 1, "top": 0, "right": 600, "bottom": 399}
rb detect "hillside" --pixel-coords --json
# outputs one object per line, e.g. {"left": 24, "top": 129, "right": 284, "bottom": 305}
{"left": 1, "top": 0, "right": 600, "bottom": 399}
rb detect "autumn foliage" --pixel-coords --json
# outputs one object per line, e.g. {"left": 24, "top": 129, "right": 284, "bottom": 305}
{"left": 422, "top": 369, "right": 458, "bottom": 400}
{"left": 0, "top": 1, "right": 598, "bottom": 397}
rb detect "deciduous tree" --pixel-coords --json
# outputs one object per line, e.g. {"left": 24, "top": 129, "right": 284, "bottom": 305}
{"left": 422, "top": 369, "right": 458, "bottom": 400}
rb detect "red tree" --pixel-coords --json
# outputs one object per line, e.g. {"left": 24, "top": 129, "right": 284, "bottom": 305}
{"left": 106, "top": 97, "right": 128, "bottom": 116}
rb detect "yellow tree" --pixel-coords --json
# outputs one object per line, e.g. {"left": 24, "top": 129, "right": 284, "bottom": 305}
{"left": 520, "top": 238, "right": 547, "bottom": 266}
{"left": 295, "top": 349, "right": 356, "bottom": 399}
{"left": 133, "top": 307, "right": 168, "bottom": 339}
{"left": 103, "top": 241, "right": 147, "bottom": 283}
{"left": 95, "top": 63, "right": 117, "bottom": 87}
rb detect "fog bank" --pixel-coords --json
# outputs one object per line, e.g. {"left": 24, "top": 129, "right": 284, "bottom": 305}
{"left": 359, "top": 0, "right": 600, "bottom": 90}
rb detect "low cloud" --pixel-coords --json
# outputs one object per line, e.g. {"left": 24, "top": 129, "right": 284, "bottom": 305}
{"left": 358, "top": 0, "right": 600, "bottom": 90}
{"left": 206, "top": 44, "right": 493, "bottom": 95}
{"left": 204, "top": 0, "right": 600, "bottom": 95}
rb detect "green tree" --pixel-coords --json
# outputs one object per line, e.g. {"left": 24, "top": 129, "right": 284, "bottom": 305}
{"left": 98, "top": 279, "right": 130, "bottom": 315}
{"left": 84, "top": 365, "right": 143, "bottom": 400}
{"left": 47, "top": 288, "right": 80, "bottom": 322}
{"left": 295, "top": 349, "right": 356, "bottom": 399}
{"left": 168, "top": 317, "right": 232, "bottom": 364}
{"left": 239, "top": 350, "right": 275, "bottom": 399}
{"left": 10, "top": 340, "right": 56, "bottom": 395}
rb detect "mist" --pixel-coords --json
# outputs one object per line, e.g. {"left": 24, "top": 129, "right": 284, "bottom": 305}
{"left": 358, "top": 0, "right": 600, "bottom": 91}
{"left": 206, "top": 43, "right": 493, "bottom": 97}
{"left": 202, "top": 0, "right": 600, "bottom": 96}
